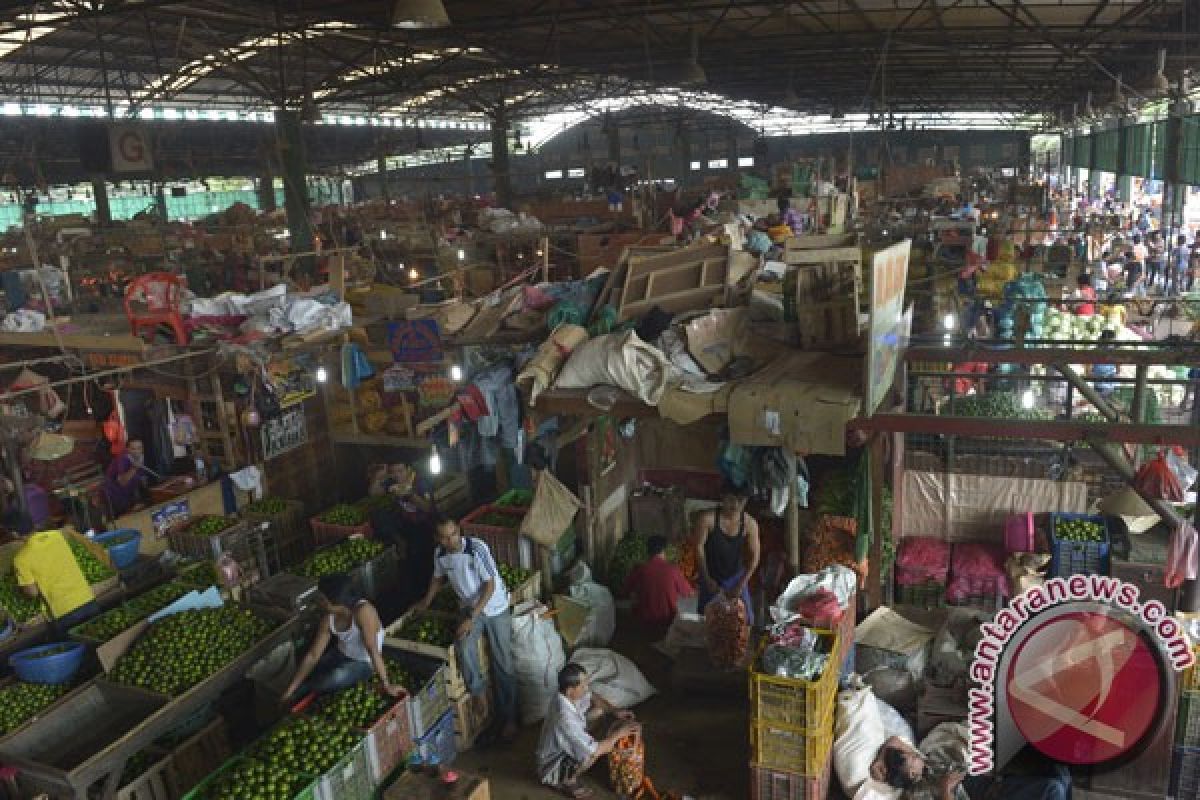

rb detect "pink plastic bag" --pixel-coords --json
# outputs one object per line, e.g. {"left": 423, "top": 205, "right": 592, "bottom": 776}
{"left": 793, "top": 588, "right": 844, "bottom": 628}
{"left": 946, "top": 543, "right": 1009, "bottom": 604}
{"left": 1166, "top": 521, "right": 1199, "bottom": 589}
{"left": 1004, "top": 512, "right": 1035, "bottom": 554}
{"left": 896, "top": 536, "right": 951, "bottom": 585}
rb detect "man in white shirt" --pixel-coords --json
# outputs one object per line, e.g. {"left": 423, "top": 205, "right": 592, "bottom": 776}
{"left": 537, "top": 663, "right": 639, "bottom": 799}
{"left": 414, "top": 515, "right": 519, "bottom": 740}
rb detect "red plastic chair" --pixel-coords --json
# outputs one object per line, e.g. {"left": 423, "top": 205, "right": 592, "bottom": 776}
{"left": 124, "top": 272, "right": 189, "bottom": 345}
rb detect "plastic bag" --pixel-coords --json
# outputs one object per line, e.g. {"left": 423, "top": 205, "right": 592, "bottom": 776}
{"left": 566, "top": 562, "right": 616, "bottom": 648}
{"left": 1166, "top": 448, "right": 1199, "bottom": 494}
{"left": 895, "top": 537, "right": 951, "bottom": 585}
{"left": 608, "top": 731, "right": 645, "bottom": 796}
{"left": 1166, "top": 521, "right": 1199, "bottom": 589}
{"left": 1133, "top": 451, "right": 1185, "bottom": 503}
{"left": 704, "top": 594, "right": 749, "bottom": 669}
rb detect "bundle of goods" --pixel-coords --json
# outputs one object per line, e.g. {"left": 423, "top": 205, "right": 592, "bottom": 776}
{"left": 946, "top": 543, "right": 1009, "bottom": 609}
{"left": 608, "top": 533, "right": 650, "bottom": 592}
{"left": 110, "top": 606, "right": 275, "bottom": 695}
{"left": 704, "top": 594, "right": 749, "bottom": 669}
{"left": 801, "top": 515, "right": 862, "bottom": 580}
{"left": 762, "top": 622, "right": 831, "bottom": 681}
{"left": 895, "top": 537, "right": 951, "bottom": 607}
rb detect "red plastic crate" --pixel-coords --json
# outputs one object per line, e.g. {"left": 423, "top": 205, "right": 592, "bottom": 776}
{"left": 459, "top": 505, "right": 531, "bottom": 569}
{"left": 309, "top": 515, "right": 373, "bottom": 546}
{"left": 750, "top": 753, "right": 832, "bottom": 800}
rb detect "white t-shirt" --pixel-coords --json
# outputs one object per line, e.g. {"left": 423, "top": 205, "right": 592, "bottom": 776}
{"left": 433, "top": 536, "right": 510, "bottom": 618}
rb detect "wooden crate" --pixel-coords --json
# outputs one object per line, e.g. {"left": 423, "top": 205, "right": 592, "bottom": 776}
{"left": 452, "top": 686, "right": 493, "bottom": 752}
{"left": 167, "top": 715, "right": 231, "bottom": 798}
{"left": 116, "top": 751, "right": 175, "bottom": 800}
{"left": 796, "top": 300, "right": 859, "bottom": 349}
{"left": 385, "top": 610, "right": 491, "bottom": 700}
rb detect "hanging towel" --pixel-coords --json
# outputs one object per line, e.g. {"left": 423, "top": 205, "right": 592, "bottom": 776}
{"left": 230, "top": 466, "right": 264, "bottom": 501}
{"left": 1165, "top": 521, "right": 1198, "bottom": 589}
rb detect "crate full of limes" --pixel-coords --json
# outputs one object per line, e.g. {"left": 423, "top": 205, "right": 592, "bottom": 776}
{"left": 309, "top": 503, "right": 373, "bottom": 546}
{"left": 295, "top": 538, "right": 387, "bottom": 580}
{"left": 1048, "top": 513, "right": 1110, "bottom": 578}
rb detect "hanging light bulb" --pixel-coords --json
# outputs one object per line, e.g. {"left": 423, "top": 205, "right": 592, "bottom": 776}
{"left": 457, "top": 248, "right": 466, "bottom": 261}
{"left": 409, "top": 267, "right": 419, "bottom": 280}
{"left": 1021, "top": 389, "right": 1035, "bottom": 410}
{"left": 943, "top": 312, "right": 957, "bottom": 332}
{"left": 429, "top": 445, "right": 442, "bottom": 475}
{"left": 450, "top": 364, "right": 463, "bottom": 382}
{"left": 316, "top": 365, "right": 328, "bottom": 383}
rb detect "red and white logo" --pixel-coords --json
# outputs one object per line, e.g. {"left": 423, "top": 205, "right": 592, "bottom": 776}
{"left": 1005, "top": 611, "right": 1163, "bottom": 765}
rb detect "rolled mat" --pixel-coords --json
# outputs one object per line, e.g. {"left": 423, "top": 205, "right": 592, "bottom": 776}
{"left": 516, "top": 324, "right": 588, "bottom": 406}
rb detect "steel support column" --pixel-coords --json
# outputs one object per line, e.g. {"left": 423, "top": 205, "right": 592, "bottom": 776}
{"left": 275, "top": 110, "right": 314, "bottom": 256}
{"left": 490, "top": 105, "right": 513, "bottom": 209}
{"left": 91, "top": 177, "right": 111, "bottom": 226}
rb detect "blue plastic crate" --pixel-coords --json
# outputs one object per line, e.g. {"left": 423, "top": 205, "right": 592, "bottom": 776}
{"left": 413, "top": 709, "right": 456, "bottom": 768}
{"left": 1048, "top": 513, "right": 1110, "bottom": 578}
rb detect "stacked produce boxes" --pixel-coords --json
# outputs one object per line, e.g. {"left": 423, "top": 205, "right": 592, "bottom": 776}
{"left": 748, "top": 630, "right": 840, "bottom": 800}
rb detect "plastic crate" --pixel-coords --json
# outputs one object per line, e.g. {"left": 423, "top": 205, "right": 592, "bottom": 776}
{"left": 309, "top": 515, "right": 373, "bottom": 546}
{"left": 896, "top": 580, "right": 946, "bottom": 609}
{"left": 1179, "top": 691, "right": 1200, "bottom": 748}
{"left": 384, "top": 611, "right": 490, "bottom": 701}
{"left": 168, "top": 517, "right": 270, "bottom": 584}
{"left": 412, "top": 709, "right": 457, "bottom": 767}
{"left": 749, "top": 631, "right": 839, "bottom": 732}
{"left": 364, "top": 698, "right": 413, "bottom": 785}
{"left": 749, "top": 713, "right": 834, "bottom": 777}
{"left": 316, "top": 737, "right": 372, "bottom": 800}
{"left": 1172, "top": 746, "right": 1200, "bottom": 800}
{"left": 1048, "top": 513, "right": 1111, "bottom": 578}
{"left": 750, "top": 753, "right": 832, "bottom": 800}
{"left": 460, "top": 505, "right": 533, "bottom": 569}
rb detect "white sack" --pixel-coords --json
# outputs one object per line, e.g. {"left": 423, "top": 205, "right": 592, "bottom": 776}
{"left": 875, "top": 697, "right": 915, "bottom": 743}
{"left": 655, "top": 611, "right": 706, "bottom": 659}
{"left": 569, "top": 648, "right": 656, "bottom": 709}
{"left": 188, "top": 293, "right": 238, "bottom": 316}
{"left": 565, "top": 562, "right": 616, "bottom": 648}
{"left": 512, "top": 601, "right": 566, "bottom": 726}
{"left": 2, "top": 309, "right": 45, "bottom": 332}
{"left": 556, "top": 330, "right": 673, "bottom": 405}
{"left": 230, "top": 283, "right": 287, "bottom": 315}
{"left": 834, "top": 682, "right": 896, "bottom": 799}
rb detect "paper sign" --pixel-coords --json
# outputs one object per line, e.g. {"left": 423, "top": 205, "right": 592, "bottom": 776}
{"left": 262, "top": 407, "right": 307, "bottom": 461}
{"left": 865, "top": 240, "right": 912, "bottom": 415}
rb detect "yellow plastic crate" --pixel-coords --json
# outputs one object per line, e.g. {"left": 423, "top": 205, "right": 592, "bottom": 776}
{"left": 1185, "top": 643, "right": 1200, "bottom": 692}
{"left": 749, "top": 630, "right": 839, "bottom": 732}
{"left": 749, "top": 707, "right": 835, "bottom": 777}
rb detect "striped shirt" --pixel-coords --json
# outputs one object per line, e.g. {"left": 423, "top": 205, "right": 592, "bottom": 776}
{"left": 433, "top": 536, "right": 510, "bottom": 618}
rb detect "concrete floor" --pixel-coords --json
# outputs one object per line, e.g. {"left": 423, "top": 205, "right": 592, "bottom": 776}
{"left": 455, "top": 611, "right": 751, "bottom": 800}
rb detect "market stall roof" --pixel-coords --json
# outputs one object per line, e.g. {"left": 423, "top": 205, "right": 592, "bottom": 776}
{"left": 0, "top": 2, "right": 1186, "bottom": 126}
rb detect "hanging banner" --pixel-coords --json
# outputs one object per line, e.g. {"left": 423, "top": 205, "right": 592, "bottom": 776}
{"left": 864, "top": 239, "right": 911, "bottom": 415}
{"left": 109, "top": 125, "right": 154, "bottom": 173}
{"left": 387, "top": 320, "right": 443, "bottom": 363}
{"left": 261, "top": 406, "right": 307, "bottom": 461}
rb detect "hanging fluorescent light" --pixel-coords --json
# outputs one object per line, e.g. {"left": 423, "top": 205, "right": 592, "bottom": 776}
{"left": 316, "top": 365, "right": 328, "bottom": 383}
{"left": 450, "top": 364, "right": 463, "bottom": 382}
{"left": 943, "top": 312, "right": 957, "bottom": 332}
{"left": 428, "top": 445, "right": 442, "bottom": 475}
{"left": 408, "top": 267, "right": 419, "bottom": 280}
{"left": 392, "top": 0, "right": 450, "bottom": 29}
{"left": 457, "top": 248, "right": 466, "bottom": 261}
{"left": 1021, "top": 389, "right": 1035, "bottom": 410}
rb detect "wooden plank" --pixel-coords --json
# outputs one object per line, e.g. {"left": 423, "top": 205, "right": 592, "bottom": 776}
{"left": 329, "top": 431, "right": 429, "bottom": 448}
{"left": 0, "top": 331, "right": 147, "bottom": 351}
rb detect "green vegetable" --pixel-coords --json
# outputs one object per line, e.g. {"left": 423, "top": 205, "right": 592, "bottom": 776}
{"left": 949, "top": 391, "right": 1051, "bottom": 422}
{"left": 297, "top": 539, "right": 385, "bottom": 579}
{"left": 497, "top": 563, "right": 532, "bottom": 592}
{"left": 248, "top": 715, "right": 360, "bottom": 778}
{"left": 473, "top": 511, "right": 521, "bottom": 529}
{"left": 194, "top": 758, "right": 311, "bottom": 800}
{"left": 110, "top": 607, "right": 274, "bottom": 696}
{"left": 607, "top": 533, "right": 649, "bottom": 592}
{"left": 0, "top": 681, "right": 69, "bottom": 736}
{"left": 0, "top": 573, "right": 44, "bottom": 624}
{"left": 190, "top": 516, "right": 236, "bottom": 537}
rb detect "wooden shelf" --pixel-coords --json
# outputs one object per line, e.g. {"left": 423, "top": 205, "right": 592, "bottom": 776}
{"left": 329, "top": 430, "right": 430, "bottom": 448}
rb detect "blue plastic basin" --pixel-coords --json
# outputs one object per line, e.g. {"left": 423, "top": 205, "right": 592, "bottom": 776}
{"left": 94, "top": 528, "right": 142, "bottom": 570}
{"left": 9, "top": 641, "right": 86, "bottom": 685}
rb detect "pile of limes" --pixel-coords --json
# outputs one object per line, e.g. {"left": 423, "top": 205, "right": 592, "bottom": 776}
{"left": 1055, "top": 518, "right": 1105, "bottom": 542}
{"left": 0, "top": 573, "right": 43, "bottom": 624}
{"left": 397, "top": 613, "right": 454, "bottom": 647}
{"left": 110, "top": 607, "right": 274, "bottom": 696}
{"left": 297, "top": 539, "right": 385, "bottom": 579}
{"left": 243, "top": 497, "right": 290, "bottom": 516}
{"left": 319, "top": 504, "right": 367, "bottom": 527}
{"left": 0, "top": 681, "right": 69, "bottom": 736}
{"left": 72, "top": 580, "right": 193, "bottom": 642}
{"left": 68, "top": 538, "right": 115, "bottom": 584}
{"left": 191, "top": 516, "right": 236, "bottom": 537}
{"left": 195, "top": 758, "right": 310, "bottom": 800}
{"left": 250, "top": 715, "right": 360, "bottom": 777}
{"left": 497, "top": 563, "right": 532, "bottom": 592}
